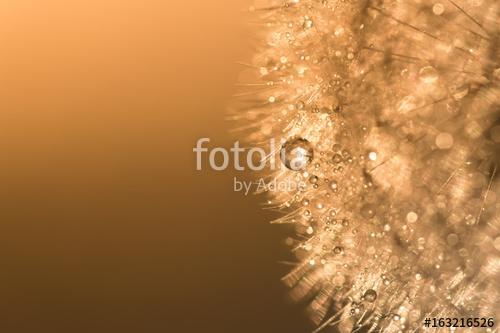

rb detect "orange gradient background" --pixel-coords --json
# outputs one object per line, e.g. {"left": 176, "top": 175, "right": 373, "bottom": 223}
{"left": 0, "top": 1, "right": 312, "bottom": 332}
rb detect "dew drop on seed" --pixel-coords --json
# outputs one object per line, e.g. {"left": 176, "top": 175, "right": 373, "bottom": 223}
{"left": 280, "top": 137, "right": 314, "bottom": 171}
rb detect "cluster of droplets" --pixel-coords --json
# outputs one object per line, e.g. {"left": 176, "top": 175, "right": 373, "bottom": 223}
{"left": 235, "top": 0, "right": 500, "bottom": 332}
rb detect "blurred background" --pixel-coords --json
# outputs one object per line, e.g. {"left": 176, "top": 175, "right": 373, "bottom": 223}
{"left": 0, "top": 0, "right": 312, "bottom": 332}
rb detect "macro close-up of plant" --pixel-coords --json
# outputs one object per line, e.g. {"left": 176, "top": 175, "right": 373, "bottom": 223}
{"left": 234, "top": 0, "right": 500, "bottom": 331}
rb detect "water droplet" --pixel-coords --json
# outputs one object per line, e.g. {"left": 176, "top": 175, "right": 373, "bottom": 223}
{"left": 447, "top": 233, "right": 459, "bottom": 246}
{"left": 451, "top": 84, "right": 469, "bottom": 100}
{"left": 406, "top": 212, "right": 418, "bottom": 223}
{"left": 332, "top": 153, "right": 343, "bottom": 164}
{"left": 329, "top": 180, "right": 339, "bottom": 192}
{"left": 280, "top": 137, "right": 314, "bottom": 171}
{"left": 361, "top": 204, "right": 376, "bottom": 219}
{"left": 435, "top": 132, "right": 454, "bottom": 149}
{"left": 419, "top": 66, "right": 438, "bottom": 84}
{"left": 432, "top": 3, "right": 445, "bottom": 15}
{"left": 417, "top": 237, "right": 426, "bottom": 250}
{"left": 363, "top": 289, "right": 377, "bottom": 302}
